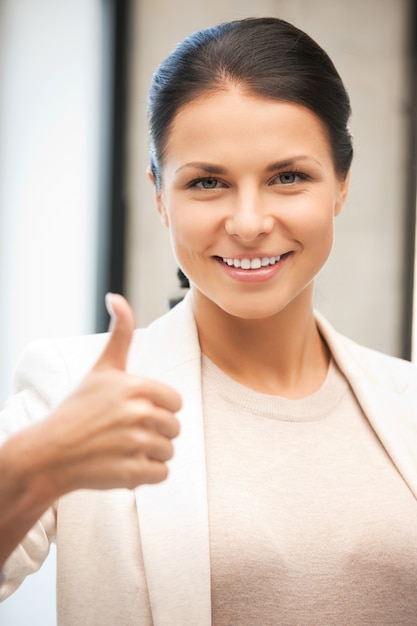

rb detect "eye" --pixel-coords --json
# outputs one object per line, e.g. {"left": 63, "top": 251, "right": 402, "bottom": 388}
{"left": 190, "top": 177, "right": 222, "bottom": 190}
{"left": 275, "top": 172, "right": 303, "bottom": 185}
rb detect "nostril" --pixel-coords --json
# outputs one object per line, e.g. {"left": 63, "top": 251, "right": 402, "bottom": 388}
{"left": 225, "top": 212, "right": 274, "bottom": 241}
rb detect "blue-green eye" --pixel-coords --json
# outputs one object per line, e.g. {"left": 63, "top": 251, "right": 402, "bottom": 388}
{"left": 194, "top": 177, "right": 220, "bottom": 189}
{"left": 277, "top": 172, "right": 300, "bottom": 184}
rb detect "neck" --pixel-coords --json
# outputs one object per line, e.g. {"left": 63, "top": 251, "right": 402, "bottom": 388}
{"left": 192, "top": 288, "right": 329, "bottom": 398}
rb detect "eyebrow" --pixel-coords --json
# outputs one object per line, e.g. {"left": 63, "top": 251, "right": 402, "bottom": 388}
{"left": 175, "top": 156, "right": 322, "bottom": 175}
{"left": 174, "top": 162, "right": 227, "bottom": 175}
{"left": 266, "top": 156, "right": 322, "bottom": 171}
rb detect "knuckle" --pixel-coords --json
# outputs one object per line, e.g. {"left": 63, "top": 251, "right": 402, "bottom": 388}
{"left": 125, "top": 459, "right": 169, "bottom": 488}
{"left": 147, "top": 462, "right": 169, "bottom": 484}
{"left": 130, "top": 376, "right": 153, "bottom": 397}
{"left": 163, "top": 414, "right": 180, "bottom": 438}
{"left": 127, "top": 429, "right": 174, "bottom": 462}
{"left": 160, "top": 439, "right": 174, "bottom": 461}
{"left": 129, "top": 428, "right": 153, "bottom": 451}
{"left": 123, "top": 399, "right": 154, "bottom": 425}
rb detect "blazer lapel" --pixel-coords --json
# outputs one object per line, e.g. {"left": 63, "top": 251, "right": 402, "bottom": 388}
{"left": 317, "top": 313, "right": 417, "bottom": 499}
{"left": 131, "top": 295, "right": 211, "bottom": 626}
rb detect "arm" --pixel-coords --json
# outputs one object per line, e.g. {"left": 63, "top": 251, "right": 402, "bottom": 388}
{"left": 0, "top": 294, "right": 181, "bottom": 570}
{"left": 0, "top": 427, "right": 58, "bottom": 568}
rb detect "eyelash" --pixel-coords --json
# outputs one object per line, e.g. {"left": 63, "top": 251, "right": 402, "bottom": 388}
{"left": 273, "top": 171, "right": 310, "bottom": 185}
{"left": 187, "top": 171, "right": 310, "bottom": 190}
{"left": 188, "top": 177, "right": 226, "bottom": 190}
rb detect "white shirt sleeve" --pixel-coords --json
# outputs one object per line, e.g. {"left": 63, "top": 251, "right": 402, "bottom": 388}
{"left": 0, "top": 338, "right": 69, "bottom": 601}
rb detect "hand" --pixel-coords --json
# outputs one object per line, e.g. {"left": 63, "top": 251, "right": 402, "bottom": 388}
{"left": 13, "top": 294, "right": 182, "bottom": 500}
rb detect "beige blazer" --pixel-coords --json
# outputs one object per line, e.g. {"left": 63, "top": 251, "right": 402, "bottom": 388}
{"left": 1, "top": 293, "right": 417, "bottom": 625}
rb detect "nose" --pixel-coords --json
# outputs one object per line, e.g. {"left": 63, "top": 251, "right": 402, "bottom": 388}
{"left": 225, "top": 192, "right": 274, "bottom": 242}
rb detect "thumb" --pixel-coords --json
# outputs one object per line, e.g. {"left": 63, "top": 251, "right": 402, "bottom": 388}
{"left": 95, "top": 293, "right": 136, "bottom": 371}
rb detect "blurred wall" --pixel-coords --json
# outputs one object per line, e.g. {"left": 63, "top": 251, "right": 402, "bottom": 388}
{"left": 125, "top": 0, "right": 413, "bottom": 359}
{"left": 0, "top": 0, "right": 104, "bottom": 623}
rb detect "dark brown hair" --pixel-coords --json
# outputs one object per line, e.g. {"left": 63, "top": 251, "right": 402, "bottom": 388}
{"left": 148, "top": 17, "right": 353, "bottom": 190}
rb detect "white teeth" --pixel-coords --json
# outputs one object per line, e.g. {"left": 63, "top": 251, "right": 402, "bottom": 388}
{"left": 222, "top": 255, "right": 281, "bottom": 269}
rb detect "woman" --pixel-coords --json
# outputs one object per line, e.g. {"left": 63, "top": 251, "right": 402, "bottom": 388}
{"left": 1, "top": 16, "right": 417, "bottom": 625}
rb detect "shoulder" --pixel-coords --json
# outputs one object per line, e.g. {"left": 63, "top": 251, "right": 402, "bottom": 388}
{"left": 13, "top": 328, "right": 148, "bottom": 392}
{"left": 342, "top": 335, "right": 416, "bottom": 384}
{"left": 0, "top": 328, "right": 148, "bottom": 439}
{"left": 316, "top": 312, "right": 417, "bottom": 393}
{"left": 11, "top": 296, "right": 196, "bottom": 398}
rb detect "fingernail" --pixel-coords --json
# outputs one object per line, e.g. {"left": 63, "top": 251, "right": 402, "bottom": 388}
{"left": 105, "top": 293, "right": 116, "bottom": 330}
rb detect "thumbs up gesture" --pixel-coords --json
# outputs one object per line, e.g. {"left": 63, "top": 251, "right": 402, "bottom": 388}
{"left": 26, "top": 294, "right": 182, "bottom": 498}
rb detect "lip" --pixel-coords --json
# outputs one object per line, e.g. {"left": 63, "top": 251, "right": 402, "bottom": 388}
{"left": 219, "top": 252, "right": 283, "bottom": 260}
{"left": 215, "top": 252, "right": 291, "bottom": 283}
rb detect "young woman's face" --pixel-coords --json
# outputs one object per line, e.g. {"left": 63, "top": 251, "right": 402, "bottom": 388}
{"left": 153, "top": 89, "right": 350, "bottom": 321}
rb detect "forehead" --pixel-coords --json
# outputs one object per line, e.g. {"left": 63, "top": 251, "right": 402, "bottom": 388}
{"left": 163, "top": 89, "right": 333, "bottom": 168}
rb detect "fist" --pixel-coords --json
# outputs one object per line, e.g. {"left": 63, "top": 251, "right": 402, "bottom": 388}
{"left": 27, "top": 294, "right": 182, "bottom": 498}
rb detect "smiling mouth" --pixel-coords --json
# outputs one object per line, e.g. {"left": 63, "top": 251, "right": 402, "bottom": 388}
{"left": 220, "top": 255, "right": 283, "bottom": 270}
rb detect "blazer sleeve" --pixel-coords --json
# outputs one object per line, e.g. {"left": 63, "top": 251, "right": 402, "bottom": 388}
{"left": 0, "top": 337, "right": 73, "bottom": 601}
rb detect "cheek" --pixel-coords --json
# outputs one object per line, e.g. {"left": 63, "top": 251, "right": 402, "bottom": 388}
{"left": 167, "top": 201, "right": 217, "bottom": 246}
{"left": 165, "top": 206, "right": 205, "bottom": 263}
{"left": 288, "top": 194, "right": 336, "bottom": 254}
{"left": 304, "top": 211, "right": 335, "bottom": 240}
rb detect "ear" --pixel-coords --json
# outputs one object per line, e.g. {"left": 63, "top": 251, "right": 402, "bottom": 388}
{"left": 147, "top": 166, "right": 169, "bottom": 228}
{"left": 334, "top": 169, "right": 351, "bottom": 217}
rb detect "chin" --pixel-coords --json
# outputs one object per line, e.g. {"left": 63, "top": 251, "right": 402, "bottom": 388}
{"left": 191, "top": 284, "right": 301, "bottom": 322}
{"left": 216, "top": 298, "right": 286, "bottom": 321}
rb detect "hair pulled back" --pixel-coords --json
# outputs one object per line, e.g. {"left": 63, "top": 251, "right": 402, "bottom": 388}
{"left": 148, "top": 17, "right": 353, "bottom": 189}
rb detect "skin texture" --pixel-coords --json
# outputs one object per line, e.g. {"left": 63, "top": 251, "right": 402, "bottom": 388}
{"left": 152, "top": 88, "right": 350, "bottom": 396}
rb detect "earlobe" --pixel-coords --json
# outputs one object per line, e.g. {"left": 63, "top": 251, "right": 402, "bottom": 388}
{"left": 147, "top": 166, "right": 169, "bottom": 228}
{"left": 334, "top": 169, "right": 351, "bottom": 216}
{"left": 157, "top": 196, "right": 169, "bottom": 228}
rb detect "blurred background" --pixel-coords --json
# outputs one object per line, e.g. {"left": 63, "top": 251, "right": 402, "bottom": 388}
{"left": 0, "top": 0, "right": 416, "bottom": 623}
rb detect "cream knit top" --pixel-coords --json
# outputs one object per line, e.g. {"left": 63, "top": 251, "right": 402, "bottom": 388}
{"left": 202, "top": 356, "right": 417, "bottom": 625}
